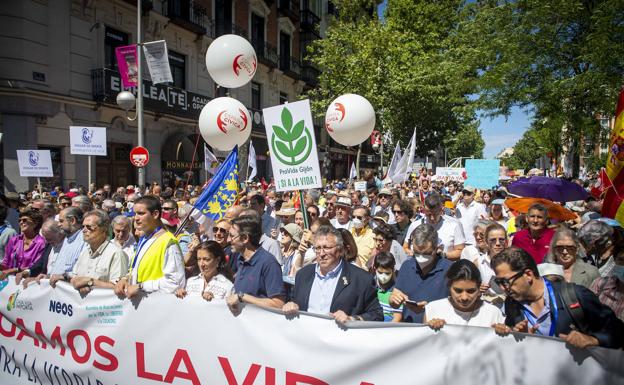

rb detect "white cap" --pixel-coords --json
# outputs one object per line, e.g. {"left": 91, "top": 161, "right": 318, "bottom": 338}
{"left": 537, "top": 263, "right": 564, "bottom": 278}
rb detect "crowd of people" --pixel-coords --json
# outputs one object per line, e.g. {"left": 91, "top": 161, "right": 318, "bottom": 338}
{"left": 1, "top": 172, "right": 623, "bottom": 350}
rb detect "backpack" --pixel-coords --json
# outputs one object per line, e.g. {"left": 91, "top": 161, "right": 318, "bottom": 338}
{"left": 558, "top": 281, "right": 589, "bottom": 334}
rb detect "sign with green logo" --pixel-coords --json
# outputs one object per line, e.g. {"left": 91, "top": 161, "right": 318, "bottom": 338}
{"left": 263, "top": 100, "right": 322, "bottom": 192}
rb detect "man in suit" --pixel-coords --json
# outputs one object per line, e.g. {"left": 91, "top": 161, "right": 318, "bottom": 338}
{"left": 491, "top": 247, "right": 623, "bottom": 349}
{"left": 282, "top": 225, "right": 383, "bottom": 324}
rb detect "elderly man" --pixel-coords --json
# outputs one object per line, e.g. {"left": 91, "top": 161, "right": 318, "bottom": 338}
{"left": 350, "top": 205, "right": 375, "bottom": 268}
{"left": 455, "top": 186, "right": 487, "bottom": 245}
{"left": 114, "top": 196, "right": 185, "bottom": 298}
{"left": 372, "top": 188, "right": 395, "bottom": 224}
{"left": 72, "top": 195, "right": 94, "bottom": 213}
{"left": 31, "top": 198, "right": 57, "bottom": 222}
{"left": 330, "top": 195, "right": 352, "bottom": 230}
{"left": 282, "top": 225, "right": 383, "bottom": 323}
{"left": 61, "top": 210, "right": 129, "bottom": 295}
{"left": 511, "top": 203, "right": 554, "bottom": 264}
{"left": 390, "top": 224, "right": 453, "bottom": 323}
{"left": 112, "top": 215, "right": 136, "bottom": 257}
{"left": 491, "top": 248, "right": 623, "bottom": 349}
{"left": 47, "top": 207, "right": 87, "bottom": 283}
{"left": 19, "top": 220, "right": 65, "bottom": 284}
{"left": 391, "top": 199, "right": 414, "bottom": 245}
{"left": 226, "top": 215, "right": 286, "bottom": 311}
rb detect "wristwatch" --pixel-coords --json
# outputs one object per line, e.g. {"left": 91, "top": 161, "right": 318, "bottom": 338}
{"left": 138, "top": 282, "right": 144, "bottom": 291}
{"left": 237, "top": 292, "right": 245, "bottom": 303}
{"left": 87, "top": 278, "right": 94, "bottom": 288}
{"left": 63, "top": 272, "right": 71, "bottom": 281}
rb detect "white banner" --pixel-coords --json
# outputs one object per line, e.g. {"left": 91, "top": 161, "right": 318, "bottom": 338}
{"left": 263, "top": 100, "right": 322, "bottom": 192}
{"left": 69, "top": 126, "right": 107, "bottom": 156}
{"left": 0, "top": 279, "right": 621, "bottom": 385}
{"left": 16, "top": 150, "right": 53, "bottom": 177}
{"left": 143, "top": 40, "right": 174, "bottom": 85}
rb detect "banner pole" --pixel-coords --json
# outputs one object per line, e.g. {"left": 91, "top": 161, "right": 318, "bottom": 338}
{"left": 37, "top": 177, "right": 42, "bottom": 195}
{"left": 299, "top": 190, "right": 308, "bottom": 229}
{"left": 174, "top": 207, "right": 195, "bottom": 237}
{"left": 88, "top": 155, "right": 92, "bottom": 192}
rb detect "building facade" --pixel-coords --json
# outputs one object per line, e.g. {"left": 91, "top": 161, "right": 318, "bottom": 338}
{"left": 0, "top": 0, "right": 372, "bottom": 192}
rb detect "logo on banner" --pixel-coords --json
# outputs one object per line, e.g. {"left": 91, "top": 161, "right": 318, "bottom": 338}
{"left": 28, "top": 151, "right": 39, "bottom": 166}
{"left": 216, "top": 109, "right": 249, "bottom": 134}
{"left": 324, "top": 102, "right": 346, "bottom": 133}
{"left": 81, "top": 127, "right": 94, "bottom": 144}
{"left": 7, "top": 290, "right": 33, "bottom": 311}
{"left": 232, "top": 54, "right": 257, "bottom": 77}
{"left": 271, "top": 107, "right": 313, "bottom": 166}
{"left": 0, "top": 279, "right": 8, "bottom": 292}
{"left": 49, "top": 300, "right": 73, "bottom": 317}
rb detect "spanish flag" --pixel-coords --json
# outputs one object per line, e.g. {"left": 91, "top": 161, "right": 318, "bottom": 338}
{"left": 602, "top": 89, "right": 624, "bottom": 224}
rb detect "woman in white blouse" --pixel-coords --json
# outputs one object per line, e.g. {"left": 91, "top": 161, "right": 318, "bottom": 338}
{"left": 424, "top": 260, "right": 504, "bottom": 329}
{"left": 175, "top": 241, "right": 234, "bottom": 301}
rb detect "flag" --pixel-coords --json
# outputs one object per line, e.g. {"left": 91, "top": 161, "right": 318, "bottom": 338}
{"left": 384, "top": 142, "right": 402, "bottom": 183}
{"left": 602, "top": 185, "right": 624, "bottom": 224}
{"left": 349, "top": 162, "right": 357, "bottom": 180}
{"left": 590, "top": 168, "right": 612, "bottom": 199}
{"left": 603, "top": 89, "right": 624, "bottom": 225}
{"left": 391, "top": 129, "right": 416, "bottom": 184}
{"left": 193, "top": 145, "right": 239, "bottom": 221}
{"left": 204, "top": 144, "right": 220, "bottom": 175}
{"left": 248, "top": 140, "right": 257, "bottom": 181}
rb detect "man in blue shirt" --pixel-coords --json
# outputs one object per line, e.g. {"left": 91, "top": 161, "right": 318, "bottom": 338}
{"left": 226, "top": 215, "right": 285, "bottom": 313}
{"left": 47, "top": 207, "right": 87, "bottom": 286}
{"left": 390, "top": 223, "right": 452, "bottom": 323}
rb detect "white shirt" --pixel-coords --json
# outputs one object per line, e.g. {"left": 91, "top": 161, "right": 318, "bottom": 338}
{"left": 46, "top": 242, "right": 63, "bottom": 274}
{"left": 71, "top": 240, "right": 129, "bottom": 283}
{"left": 115, "top": 236, "right": 136, "bottom": 261}
{"left": 130, "top": 231, "right": 186, "bottom": 293}
{"left": 455, "top": 201, "right": 487, "bottom": 245}
{"left": 424, "top": 298, "right": 504, "bottom": 327}
{"left": 260, "top": 234, "right": 283, "bottom": 265}
{"left": 407, "top": 215, "right": 465, "bottom": 253}
{"left": 184, "top": 273, "right": 233, "bottom": 301}
{"left": 372, "top": 205, "right": 395, "bottom": 224}
{"left": 330, "top": 218, "right": 352, "bottom": 230}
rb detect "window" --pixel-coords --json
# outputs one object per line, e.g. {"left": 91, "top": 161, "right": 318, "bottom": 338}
{"left": 168, "top": 50, "right": 186, "bottom": 89}
{"left": 251, "top": 82, "right": 262, "bottom": 110}
{"left": 279, "top": 32, "right": 291, "bottom": 70}
{"left": 279, "top": 92, "right": 288, "bottom": 105}
{"left": 251, "top": 13, "right": 265, "bottom": 53}
{"left": 215, "top": 0, "right": 233, "bottom": 36}
{"left": 104, "top": 27, "right": 129, "bottom": 70}
{"left": 215, "top": 85, "right": 228, "bottom": 97}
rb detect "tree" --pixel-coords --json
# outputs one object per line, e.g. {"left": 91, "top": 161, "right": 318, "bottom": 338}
{"left": 500, "top": 128, "right": 543, "bottom": 171}
{"left": 443, "top": 122, "right": 485, "bottom": 160}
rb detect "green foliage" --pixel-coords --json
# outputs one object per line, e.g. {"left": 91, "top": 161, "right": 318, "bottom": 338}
{"left": 271, "top": 108, "right": 312, "bottom": 166}
{"left": 444, "top": 122, "right": 485, "bottom": 160}
{"left": 500, "top": 128, "right": 543, "bottom": 171}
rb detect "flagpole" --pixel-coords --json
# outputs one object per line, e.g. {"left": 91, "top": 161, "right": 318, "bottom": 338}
{"left": 174, "top": 207, "right": 196, "bottom": 237}
{"left": 299, "top": 190, "right": 309, "bottom": 229}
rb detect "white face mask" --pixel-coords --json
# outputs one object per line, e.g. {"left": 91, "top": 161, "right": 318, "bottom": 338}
{"left": 414, "top": 253, "right": 435, "bottom": 268}
{"left": 376, "top": 272, "right": 392, "bottom": 285}
{"left": 268, "top": 199, "right": 276, "bottom": 208}
{"left": 351, "top": 218, "right": 364, "bottom": 229}
{"left": 127, "top": 202, "right": 134, "bottom": 210}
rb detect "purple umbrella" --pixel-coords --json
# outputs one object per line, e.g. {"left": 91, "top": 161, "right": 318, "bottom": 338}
{"left": 508, "top": 176, "right": 588, "bottom": 202}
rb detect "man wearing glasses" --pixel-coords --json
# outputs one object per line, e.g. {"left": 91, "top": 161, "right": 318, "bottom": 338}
{"left": 47, "top": 207, "right": 87, "bottom": 285}
{"left": 350, "top": 206, "right": 375, "bottom": 268}
{"left": 330, "top": 195, "right": 353, "bottom": 230}
{"left": 455, "top": 186, "right": 487, "bottom": 246}
{"left": 372, "top": 188, "right": 395, "bottom": 224}
{"left": 491, "top": 247, "right": 623, "bottom": 349}
{"left": 282, "top": 225, "right": 383, "bottom": 323}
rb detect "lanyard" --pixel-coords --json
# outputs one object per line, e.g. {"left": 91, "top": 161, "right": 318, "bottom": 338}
{"left": 0, "top": 225, "right": 6, "bottom": 236}
{"left": 131, "top": 227, "right": 162, "bottom": 270}
{"left": 522, "top": 279, "right": 558, "bottom": 336}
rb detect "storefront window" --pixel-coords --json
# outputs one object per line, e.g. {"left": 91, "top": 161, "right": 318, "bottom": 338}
{"left": 104, "top": 26, "right": 129, "bottom": 70}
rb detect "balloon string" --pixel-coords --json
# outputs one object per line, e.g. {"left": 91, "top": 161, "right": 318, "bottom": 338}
{"left": 185, "top": 127, "right": 202, "bottom": 194}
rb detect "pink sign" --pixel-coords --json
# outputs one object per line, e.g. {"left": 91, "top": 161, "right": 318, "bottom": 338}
{"left": 115, "top": 45, "right": 138, "bottom": 88}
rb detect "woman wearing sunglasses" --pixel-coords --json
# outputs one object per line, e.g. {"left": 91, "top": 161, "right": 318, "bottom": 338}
{"left": 545, "top": 227, "right": 599, "bottom": 289}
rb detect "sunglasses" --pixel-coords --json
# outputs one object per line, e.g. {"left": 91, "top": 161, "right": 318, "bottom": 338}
{"left": 392, "top": 210, "right": 403, "bottom": 215}
{"left": 555, "top": 245, "right": 577, "bottom": 254}
{"left": 493, "top": 271, "right": 524, "bottom": 288}
{"left": 488, "top": 238, "right": 506, "bottom": 245}
{"left": 213, "top": 227, "right": 228, "bottom": 234}
{"left": 82, "top": 224, "right": 99, "bottom": 232}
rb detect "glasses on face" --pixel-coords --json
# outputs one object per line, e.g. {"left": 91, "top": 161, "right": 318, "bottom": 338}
{"left": 374, "top": 237, "right": 387, "bottom": 244}
{"left": 307, "top": 210, "right": 317, "bottom": 217}
{"left": 494, "top": 271, "right": 524, "bottom": 289}
{"left": 392, "top": 210, "right": 403, "bottom": 215}
{"left": 474, "top": 232, "right": 485, "bottom": 239}
{"left": 82, "top": 224, "right": 99, "bottom": 232}
{"left": 555, "top": 245, "right": 577, "bottom": 254}
{"left": 212, "top": 227, "right": 228, "bottom": 235}
{"left": 18, "top": 218, "right": 33, "bottom": 224}
{"left": 379, "top": 195, "right": 390, "bottom": 200}
{"left": 313, "top": 245, "right": 338, "bottom": 254}
{"left": 488, "top": 237, "right": 506, "bottom": 245}
{"left": 162, "top": 207, "right": 175, "bottom": 211}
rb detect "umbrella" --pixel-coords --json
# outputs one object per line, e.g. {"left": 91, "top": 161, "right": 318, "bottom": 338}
{"left": 505, "top": 197, "right": 577, "bottom": 221}
{"left": 508, "top": 176, "right": 588, "bottom": 202}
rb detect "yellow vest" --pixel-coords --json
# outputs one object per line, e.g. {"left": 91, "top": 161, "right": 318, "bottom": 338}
{"left": 131, "top": 231, "right": 179, "bottom": 283}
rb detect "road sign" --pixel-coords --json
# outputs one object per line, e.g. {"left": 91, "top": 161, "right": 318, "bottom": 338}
{"left": 130, "top": 146, "right": 149, "bottom": 167}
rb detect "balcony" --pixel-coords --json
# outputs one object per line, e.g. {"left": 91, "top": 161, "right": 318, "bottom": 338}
{"left": 300, "top": 9, "right": 320, "bottom": 30}
{"left": 164, "top": 0, "right": 208, "bottom": 35}
{"left": 278, "top": 0, "right": 300, "bottom": 21}
{"left": 300, "top": 64, "right": 319, "bottom": 86}
{"left": 279, "top": 56, "right": 301, "bottom": 79}
{"left": 212, "top": 20, "right": 248, "bottom": 38}
{"left": 252, "top": 41, "right": 279, "bottom": 68}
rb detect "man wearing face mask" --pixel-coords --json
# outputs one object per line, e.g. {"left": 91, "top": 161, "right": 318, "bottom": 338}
{"left": 350, "top": 206, "right": 375, "bottom": 268}
{"left": 590, "top": 251, "right": 624, "bottom": 321}
{"left": 390, "top": 223, "right": 453, "bottom": 323}
{"left": 578, "top": 220, "right": 619, "bottom": 277}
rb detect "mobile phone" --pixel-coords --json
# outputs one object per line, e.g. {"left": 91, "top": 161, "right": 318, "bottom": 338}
{"left": 404, "top": 299, "right": 419, "bottom": 305}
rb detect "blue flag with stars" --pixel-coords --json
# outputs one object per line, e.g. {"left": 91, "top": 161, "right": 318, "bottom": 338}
{"left": 193, "top": 145, "right": 239, "bottom": 220}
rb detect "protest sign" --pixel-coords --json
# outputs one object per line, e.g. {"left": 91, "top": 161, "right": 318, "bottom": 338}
{"left": 115, "top": 45, "right": 138, "bottom": 88}
{"left": 16, "top": 150, "right": 53, "bottom": 177}
{"left": 69, "top": 126, "right": 107, "bottom": 156}
{"left": 354, "top": 181, "right": 367, "bottom": 191}
{"left": 435, "top": 167, "right": 465, "bottom": 178}
{"left": 263, "top": 100, "right": 322, "bottom": 192}
{"left": 143, "top": 40, "right": 173, "bottom": 85}
{"left": 465, "top": 159, "right": 501, "bottom": 189}
{"left": 0, "top": 279, "right": 620, "bottom": 385}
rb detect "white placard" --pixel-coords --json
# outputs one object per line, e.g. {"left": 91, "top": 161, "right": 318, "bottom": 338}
{"left": 143, "top": 40, "right": 173, "bottom": 84}
{"left": 436, "top": 167, "right": 465, "bottom": 177}
{"left": 16, "top": 149, "right": 53, "bottom": 177}
{"left": 263, "top": 100, "right": 322, "bottom": 192}
{"left": 69, "top": 126, "right": 107, "bottom": 156}
{"left": 354, "top": 181, "right": 367, "bottom": 191}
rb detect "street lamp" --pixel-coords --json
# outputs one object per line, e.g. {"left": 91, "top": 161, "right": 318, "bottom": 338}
{"left": 116, "top": 91, "right": 137, "bottom": 120}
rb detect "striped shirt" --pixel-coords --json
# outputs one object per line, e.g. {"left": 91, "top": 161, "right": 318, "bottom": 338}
{"left": 49, "top": 230, "right": 87, "bottom": 274}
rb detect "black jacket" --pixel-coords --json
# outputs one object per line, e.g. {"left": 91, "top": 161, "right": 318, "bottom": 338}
{"left": 292, "top": 261, "right": 383, "bottom": 321}
{"left": 504, "top": 280, "right": 623, "bottom": 349}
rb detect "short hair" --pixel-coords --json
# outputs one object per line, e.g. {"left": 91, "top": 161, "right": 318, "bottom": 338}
{"left": 311, "top": 217, "right": 331, "bottom": 228}
{"left": 474, "top": 219, "right": 494, "bottom": 232}
{"left": 135, "top": 196, "right": 161, "bottom": 215}
{"left": 411, "top": 223, "right": 438, "bottom": 249}
{"left": 63, "top": 206, "right": 84, "bottom": 225}
{"left": 162, "top": 199, "right": 178, "bottom": 209}
{"left": 352, "top": 205, "right": 370, "bottom": 217}
{"left": 491, "top": 247, "right": 539, "bottom": 276}
{"left": 484, "top": 223, "right": 507, "bottom": 240}
{"left": 84, "top": 209, "right": 110, "bottom": 229}
{"left": 446, "top": 260, "right": 482, "bottom": 286}
{"left": 41, "top": 219, "right": 63, "bottom": 236}
{"left": 424, "top": 193, "right": 443, "bottom": 210}
{"left": 33, "top": 198, "right": 56, "bottom": 214}
{"left": 577, "top": 220, "right": 613, "bottom": 250}
{"left": 338, "top": 228, "right": 357, "bottom": 263}
{"left": 392, "top": 199, "right": 413, "bottom": 218}
{"left": 72, "top": 195, "right": 93, "bottom": 211}
{"left": 112, "top": 215, "right": 131, "bottom": 228}
{"left": 101, "top": 199, "right": 116, "bottom": 210}
{"left": 307, "top": 204, "right": 320, "bottom": 215}
{"left": 313, "top": 225, "right": 344, "bottom": 248}
{"left": 366, "top": 186, "right": 378, "bottom": 194}
{"left": 373, "top": 222, "right": 396, "bottom": 240}
{"left": 373, "top": 251, "right": 396, "bottom": 270}
{"left": 231, "top": 215, "right": 262, "bottom": 247}
{"left": 18, "top": 208, "right": 44, "bottom": 232}
{"left": 528, "top": 203, "right": 548, "bottom": 215}
{"left": 248, "top": 194, "right": 265, "bottom": 206}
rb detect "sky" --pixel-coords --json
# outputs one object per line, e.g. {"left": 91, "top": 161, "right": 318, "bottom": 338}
{"left": 376, "top": 1, "right": 532, "bottom": 158}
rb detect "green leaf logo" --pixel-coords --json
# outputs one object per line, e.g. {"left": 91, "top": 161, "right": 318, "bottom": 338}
{"left": 271, "top": 107, "right": 313, "bottom": 166}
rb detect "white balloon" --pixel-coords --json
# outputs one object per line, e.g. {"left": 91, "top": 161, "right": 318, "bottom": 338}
{"left": 325, "top": 94, "right": 376, "bottom": 147}
{"left": 206, "top": 34, "right": 257, "bottom": 88}
{"left": 198, "top": 97, "right": 252, "bottom": 151}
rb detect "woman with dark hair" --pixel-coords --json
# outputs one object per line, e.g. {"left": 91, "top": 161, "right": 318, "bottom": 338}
{"left": 424, "top": 260, "right": 504, "bottom": 330}
{"left": 175, "top": 240, "right": 234, "bottom": 301}
{"left": 338, "top": 228, "right": 358, "bottom": 266}
{"left": 0, "top": 208, "right": 46, "bottom": 278}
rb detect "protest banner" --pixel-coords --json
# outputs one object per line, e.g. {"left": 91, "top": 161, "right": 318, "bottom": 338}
{"left": 16, "top": 150, "right": 53, "bottom": 177}
{"left": 69, "top": 126, "right": 107, "bottom": 156}
{"left": 464, "top": 159, "right": 501, "bottom": 189}
{"left": 435, "top": 167, "right": 465, "bottom": 178}
{"left": 354, "top": 181, "right": 367, "bottom": 191}
{"left": 0, "top": 279, "right": 621, "bottom": 385}
{"left": 143, "top": 40, "right": 174, "bottom": 85}
{"left": 263, "top": 100, "right": 322, "bottom": 192}
{"left": 115, "top": 45, "right": 138, "bottom": 88}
